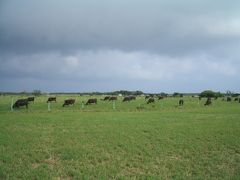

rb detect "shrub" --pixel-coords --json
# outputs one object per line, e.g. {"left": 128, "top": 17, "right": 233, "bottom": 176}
{"left": 200, "top": 90, "right": 224, "bottom": 98}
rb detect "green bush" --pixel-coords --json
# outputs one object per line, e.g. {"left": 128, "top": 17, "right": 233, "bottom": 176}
{"left": 200, "top": 90, "right": 223, "bottom": 98}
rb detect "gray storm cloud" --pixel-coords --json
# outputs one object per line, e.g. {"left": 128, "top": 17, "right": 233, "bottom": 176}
{"left": 0, "top": 50, "right": 238, "bottom": 92}
{"left": 1, "top": 0, "right": 240, "bottom": 54}
{"left": 0, "top": 0, "right": 240, "bottom": 92}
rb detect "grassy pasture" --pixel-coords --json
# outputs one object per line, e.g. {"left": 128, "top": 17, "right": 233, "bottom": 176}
{"left": 0, "top": 95, "right": 240, "bottom": 179}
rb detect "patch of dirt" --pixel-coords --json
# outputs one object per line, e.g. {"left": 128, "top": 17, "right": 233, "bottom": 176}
{"left": 32, "top": 156, "right": 59, "bottom": 169}
{"left": 31, "top": 163, "right": 41, "bottom": 169}
{"left": 44, "top": 156, "right": 59, "bottom": 168}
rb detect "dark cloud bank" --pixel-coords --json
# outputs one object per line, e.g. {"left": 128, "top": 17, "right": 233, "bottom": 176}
{"left": 0, "top": 0, "right": 240, "bottom": 93}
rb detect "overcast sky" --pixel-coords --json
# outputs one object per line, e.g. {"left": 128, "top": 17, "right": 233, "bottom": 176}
{"left": 0, "top": 0, "right": 239, "bottom": 93}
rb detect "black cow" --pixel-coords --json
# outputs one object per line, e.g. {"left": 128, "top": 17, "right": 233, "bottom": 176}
{"left": 109, "top": 96, "right": 117, "bottom": 101}
{"left": 123, "top": 96, "right": 132, "bottom": 102}
{"left": 147, "top": 98, "right": 155, "bottom": 104}
{"left": 179, "top": 99, "right": 184, "bottom": 106}
{"left": 102, "top": 96, "right": 110, "bottom": 101}
{"left": 27, "top": 97, "right": 35, "bottom": 103}
{"left": 145, "top": 95, "right": 154, "bottom": 100}
{"left": 13, "top": 99, "right": 29, "bottom": 109}
{"left": 130, "top": 96, "right": 136, "bottom": 100}
{"left": 158, "top": 96, "right": 164, "bottom": 100}
{"left": 62, "top": 99, "right": 75, "bottom": 107}
{"left": 227, "top": 97, "right": 232, "bottom": 102}
{"left": 123, "top": 96, "right": 135, "bottom": 102}
{"left": 145, "top": 95, "right": 151, "bottom": 100}
{"left": 204, "top": 98, "right": 212, "bottom": 106}
{"left": 86, "top": 98, "right": 97, "bottom": 105}
{"left": 47, "top": 97, "right": 57, "bottom": 103}
{"left": 234, "top": 98, "right": 239, "bottom": 101}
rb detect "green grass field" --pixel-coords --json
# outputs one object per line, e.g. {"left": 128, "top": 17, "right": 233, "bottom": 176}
{"left": 0, "top": 95, "right": 240, "bottom": 179}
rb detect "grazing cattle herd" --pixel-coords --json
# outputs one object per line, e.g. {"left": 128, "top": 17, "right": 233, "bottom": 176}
{"left": 9, "top": 94, "right": 239, "bottom": 110}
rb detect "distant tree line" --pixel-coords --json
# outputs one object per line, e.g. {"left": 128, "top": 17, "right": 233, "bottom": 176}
{"left": 79, "top": 90, "right": 144, "bottom": 96}
{"left": 0, "top": 90, "right": 239, "bottom": 97}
